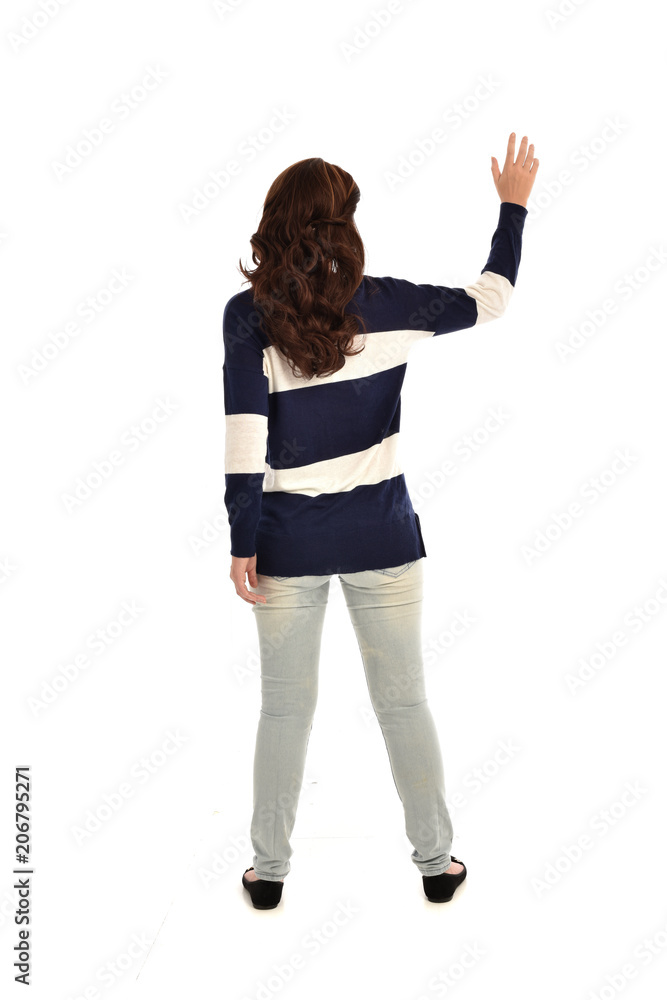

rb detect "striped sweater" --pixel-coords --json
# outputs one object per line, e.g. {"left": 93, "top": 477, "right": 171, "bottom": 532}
{"left": 223, "top": 200, "right": 528, "bottom": 577}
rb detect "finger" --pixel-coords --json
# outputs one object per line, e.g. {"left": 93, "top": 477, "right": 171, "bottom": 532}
{"left": 237, "top": 585, "right": 266, "bottom": 605}
{"left": 491, "top": 156, "right": 500, "bottom": 184}
{"left": 516, "top": 135, "right": 529, "bottom": 166}
{"left": 232, "top": 576, "right": 267, "bottom": 604}
{"left": 530, "top": 157, "right": 539, "bottom": 173}
{"left": 248, "top": 566, "right": 258, "bottom": 586}
{"left": 245, "top": 582, "right": 266, "bottom": 604}
{"left": 523, "top": 143, "right": 535, "bottom": 169}
{"left": 504, "top": 132, "right": 516, "bottom": 167}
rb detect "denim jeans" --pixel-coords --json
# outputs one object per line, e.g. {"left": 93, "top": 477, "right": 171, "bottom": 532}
{"left": 247, "top": 557, "right": 454, "bottom": 880}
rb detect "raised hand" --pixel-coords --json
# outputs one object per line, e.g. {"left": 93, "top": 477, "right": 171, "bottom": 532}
{"left": 491, "top": 133, "right": 539, "bottom": 208}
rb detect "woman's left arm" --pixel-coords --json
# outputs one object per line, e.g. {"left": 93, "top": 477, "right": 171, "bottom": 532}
{"left": 222, "top": 298, "right": 269, "bottom": 605}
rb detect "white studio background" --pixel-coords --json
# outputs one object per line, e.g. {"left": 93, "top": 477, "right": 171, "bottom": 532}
{"left": 2, "top": 0, "right": 666, "bottom": 997}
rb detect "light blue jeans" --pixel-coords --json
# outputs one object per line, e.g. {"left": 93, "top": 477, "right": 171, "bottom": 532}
{"left": 248, "top": 557, "right": 454, "bottom": 881}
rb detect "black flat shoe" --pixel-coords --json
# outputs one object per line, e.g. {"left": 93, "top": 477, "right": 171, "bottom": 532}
{"left": 242, "top": 868, "right": 284, "bottom": 909}
{"left": 422, "top": 856, "right": 467, "bottom": 902}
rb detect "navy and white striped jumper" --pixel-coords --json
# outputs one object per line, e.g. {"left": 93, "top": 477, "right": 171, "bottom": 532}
{"left": 223, "top": 201, "right": 528, "bottom": 577}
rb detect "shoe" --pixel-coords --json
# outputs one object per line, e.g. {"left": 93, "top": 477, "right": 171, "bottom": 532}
{"left": 422, "top": 856, "right": 467, "bottom": 902}
{"left": 241, "top": 868, "right": 284, "bottom": 909}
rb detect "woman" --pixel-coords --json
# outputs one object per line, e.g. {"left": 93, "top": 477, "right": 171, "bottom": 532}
{"left": 224, "top": 133, "right": 539, "bottom": 909}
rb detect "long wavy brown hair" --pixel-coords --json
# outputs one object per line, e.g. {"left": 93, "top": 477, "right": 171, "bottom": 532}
{"left": 238, "top": 158, "right": 370, "bottom": 380}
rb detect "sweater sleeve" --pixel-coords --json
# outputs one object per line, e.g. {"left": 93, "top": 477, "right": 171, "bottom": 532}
{"left": 222, "top": 298, "right": 269, "bottom": 559}
{"left": 368, "top": 201, "right": 528, "bottom": 336}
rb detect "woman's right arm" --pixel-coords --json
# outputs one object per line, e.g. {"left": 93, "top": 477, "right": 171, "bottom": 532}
{"left": 368, "top": 132, "right": 539, "bottom": 339}
{"left": 458, "top": 131, "right": 539, "bottom": 325}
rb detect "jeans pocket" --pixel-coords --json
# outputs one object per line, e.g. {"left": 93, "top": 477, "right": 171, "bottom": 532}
{"left": 265, "top": 575, "right": 291, "bottom": 581}
{"left": 371, "top": 560, "right": 416, "bottom": 578}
